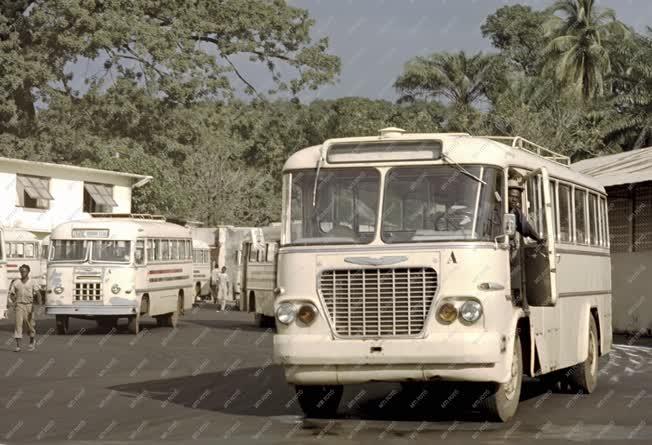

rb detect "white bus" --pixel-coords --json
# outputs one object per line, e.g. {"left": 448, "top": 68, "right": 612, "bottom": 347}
{"left": 241, "top": 239, "right": 279, "bottom": 327}
{"left": 45, "top": 214, "right": 194, "bottom": 335}
{"left": 4, "top": 228, "right": 47, "bottom": 303}
{"left": 0, "top": 227, "right": 7, "bottom": 320}
{"left": 192, "top": 239, "right": 211, "bottom": 301}
{"left": 273, "top": 128, "right": 612, "bottom": 421}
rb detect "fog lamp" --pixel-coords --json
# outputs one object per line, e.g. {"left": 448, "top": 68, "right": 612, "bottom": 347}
{"left": 437, "top": 302, "right": 458, "bottom": 324}
{"left": 297, "top": 304, "right": 318, "bottom": 325}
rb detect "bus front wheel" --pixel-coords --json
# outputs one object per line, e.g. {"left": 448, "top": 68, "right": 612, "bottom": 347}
{"left": 295, "top": 385, "right": 343, "bottom": 419}
{"left": 480, "top": 335, "right": 522, "bottom": 422}
{"left": 127, "top": 312, "right": 140, "bottom": 335}
{"left": 55, "top": 315, "right": 69, "bottom": 335}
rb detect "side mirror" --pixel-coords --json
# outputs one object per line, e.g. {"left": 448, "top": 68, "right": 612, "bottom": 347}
{"left": 503, "top": 213, "right": 516, "bottom": 237}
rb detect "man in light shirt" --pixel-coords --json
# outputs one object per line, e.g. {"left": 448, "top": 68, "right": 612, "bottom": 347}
{"left": 9, "top": 264, "right": 39, "bottom": 352}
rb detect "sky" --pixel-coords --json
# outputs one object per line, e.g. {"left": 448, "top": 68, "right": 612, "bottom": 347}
{"left": 238, "top": 0, "right": 652, "bottom": 102}
{"left": 70, "top": 0, "right": 652, "bottom": 103}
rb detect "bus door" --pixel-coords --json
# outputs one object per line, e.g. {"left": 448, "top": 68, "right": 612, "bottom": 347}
{"left": 521, "top": 167, "right": 560, "bottom": 374}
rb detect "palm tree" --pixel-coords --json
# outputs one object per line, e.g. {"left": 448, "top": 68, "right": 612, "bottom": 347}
{"left": 394, "top": 51, "right": 498, "bottom": 109}
{"left": 543, "top": 0, "right": 629, "bottom": 102}
{"left": 602, "top": 35, "right": 652, "bottom": 149}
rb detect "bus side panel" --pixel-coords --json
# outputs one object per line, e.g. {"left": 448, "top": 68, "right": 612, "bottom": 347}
{"left": 137, "top": 262, "right": 192, "bottom": 316}
{"left": 556, "top": 250, "right": 611, "bottom": 368}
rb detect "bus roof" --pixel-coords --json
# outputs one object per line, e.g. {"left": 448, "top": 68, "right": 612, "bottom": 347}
{"left": 192, "top": 239, "right": 210, "bottom": 249}
{"left": 50, "top": 217, "right": 191, "bottom": 240}
{"left": 282, "top": 131, "right": 605, "bottom": 193}
{"left": 2, "top": 228, "right": 40, "bottom": 242}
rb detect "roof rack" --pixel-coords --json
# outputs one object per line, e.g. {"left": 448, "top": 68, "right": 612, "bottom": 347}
{"left": 480, "top": 136, "right": 571, "bottom": 166}
{"left": 90, "top": 213, "right": 167, "bottom": 221}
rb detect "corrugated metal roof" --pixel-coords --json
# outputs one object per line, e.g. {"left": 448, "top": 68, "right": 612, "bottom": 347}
{"left": 571, "top": 147, "right": 652, "bottom": 187}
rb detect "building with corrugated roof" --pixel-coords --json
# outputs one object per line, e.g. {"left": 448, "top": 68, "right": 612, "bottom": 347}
{"left": 573, "top": 148, "right": 652, "bottom": 335}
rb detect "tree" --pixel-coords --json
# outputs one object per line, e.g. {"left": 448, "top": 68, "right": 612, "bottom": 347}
{"left": 543, "top": 0, "right": 630, "bottom": 101}
{"left": 0, "top": 0, "right": 340, "bottom": 135}
{"left": 395, "top": 51, "right": 498, "bottom": 108}
{"left": 602, "top": 31, "right": 652, "bottom": 149}
{"left": 482, "top": 5, "right": 550, "bottom": 75}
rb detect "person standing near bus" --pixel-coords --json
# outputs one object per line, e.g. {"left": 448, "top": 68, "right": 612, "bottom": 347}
{"left": 9, "top": 264, "right": 39, "bottom": 352}
{"left": 210, "top": 264, "right": 220, "bottom": 305}
{"left": 216, "top": 266, "right": 230, "bottom": 312}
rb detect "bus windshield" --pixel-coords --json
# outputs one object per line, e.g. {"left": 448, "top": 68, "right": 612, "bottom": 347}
{"left": 288, "top": 168, "right": 380, "bottom": 245}
{"left": 91, "top": 240, "right": 131, "bottom": 263}
{"left": 51, "top": 240, "right": 89, "bottom": 262}
{"left": 381, "top": 165, "right": 503, "bottom": 243}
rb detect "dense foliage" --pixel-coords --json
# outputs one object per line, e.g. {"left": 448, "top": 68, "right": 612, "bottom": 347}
{"left": 1, "top": 1, "right": 651, "bottom": 225}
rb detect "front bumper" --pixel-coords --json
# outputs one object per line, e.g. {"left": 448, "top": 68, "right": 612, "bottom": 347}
{"left": 45, "top": 305, "right": 137, "bottom": 316}
{"left": 274, "top": 332, "right": 509, "bottom": 384}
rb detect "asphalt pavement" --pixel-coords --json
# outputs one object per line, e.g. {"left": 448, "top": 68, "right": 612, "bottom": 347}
{"left": 0, "top": 304, "right": 651, "bottom": 444}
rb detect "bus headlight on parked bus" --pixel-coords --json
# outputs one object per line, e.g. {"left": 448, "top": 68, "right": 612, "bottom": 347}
{"left": 459, "top": 300, "right": 483, "bottom": 324}
{"left": 276, "top": 302, "right": 297, "bottom": 325}
{"left": 54, "top": 286, "right": 64, "bottom": 295}
{"left": 111, "top": 284, "right": 121, "bottom": 294}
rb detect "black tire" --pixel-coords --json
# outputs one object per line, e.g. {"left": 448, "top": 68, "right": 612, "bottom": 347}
{"left": 480, "top": 335, "right": 522, "bottom": 422}
{"left": 255, "top": 313, "right": 275, "bottom": 329}
{"left": 295, "top": 385, "right": 343, "bottom": 419}
{"left": 127, "top": 312, "right": 140, "bottom": 335}
{"left": 568, "top": 316, "right": 599, "bottom": 393}
{"left": 55, "top": 315, "right": 69, "bottom": 335}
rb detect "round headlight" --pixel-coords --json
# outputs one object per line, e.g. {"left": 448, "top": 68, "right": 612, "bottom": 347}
{"left": 437, "top": 302, "right": 458, "bottom": 324}
{"left": 276, "top": 302, "right": 297, "bottom": 325}
{"left": 297, "top": 304, "right": 318, "bottom": 325}
{"left": 54, "top": 286, "right": 64, "bottom": 295}
{"left": 460, "top": 300, "right": 483, "bottom": 323}
{"left": 111, "top": 284, "right": 121, "bottom": 294}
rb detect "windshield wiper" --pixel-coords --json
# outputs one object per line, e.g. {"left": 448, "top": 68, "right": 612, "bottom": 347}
{"left": 442, "top": 153, "right": 487, "bottom": 185}
{"left": 312, "top": 147, "right": 326, "bottom": 206}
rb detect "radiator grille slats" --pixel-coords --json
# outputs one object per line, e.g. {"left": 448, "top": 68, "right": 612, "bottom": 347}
{"left": 74, "top": 282, "right": 102, "bottom": 302}
{"left": 319, "top": 267, "right": 438, "bottom": 337}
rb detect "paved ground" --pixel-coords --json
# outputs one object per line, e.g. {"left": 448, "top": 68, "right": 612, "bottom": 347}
{"left": 0, "top": 305, "right": 651, "bottom": 444}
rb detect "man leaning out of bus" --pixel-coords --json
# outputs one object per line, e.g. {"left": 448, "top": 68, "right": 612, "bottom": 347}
{"left": 8, "top": 264, "right": 39, "bottom": 352}
{"left": 508, "top": 178, "right": 544, "bottom": 243}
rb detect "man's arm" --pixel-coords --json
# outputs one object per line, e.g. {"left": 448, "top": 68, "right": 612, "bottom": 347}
{"left": 8, "top": 280, "right": 16, "bottom": 305}
{"left": 514, "top": 209, "right": 543, "bottom": 242}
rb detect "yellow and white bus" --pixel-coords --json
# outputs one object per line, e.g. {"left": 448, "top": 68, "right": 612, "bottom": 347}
{"left": 4, "top": 228, "right": 47, "bottom": 302}
{"left": 0, "top": 227, "right": 7, "bottom": 319}
{"left": 273, "top": 128, "right": 612, "bottom": 421}
{"left": 45, "top": 214, "right": 194, "bottom": 335}
{"left": 192, "top": 239, "right": 211, "bottom": 301}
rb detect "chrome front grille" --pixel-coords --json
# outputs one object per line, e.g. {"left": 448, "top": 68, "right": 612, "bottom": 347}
{"left": 319, "top": 267, "right": 438, "bottom": 337}
{"left": 74, "top": 282, "right": 102, "bottom": 302}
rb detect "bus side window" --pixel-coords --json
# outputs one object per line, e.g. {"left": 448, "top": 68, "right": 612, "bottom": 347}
{"left": 558, "top": 184, "right": 572, "bottom": 242}
{"left": 574, "top": 188, "right": 588, "bottom": 244}
{"left": 179, "top": 240, "right": 186, "bottom": 261}
{"left": 549, "top": 180, "right": 558, "bottom": 241}
{"left": 170, "top": 240, "right": 179, "bottom": 261}
{"left": 16, "top": 242, "right": 24, "bottom": 258}
{"left": 25, "top": 243, "right": 35, "bottom": 258}
{"left": 135, "top": 240, "right": 145, "bottom": 265}
{"left": 266, "top": 243, "right": 277, "bottom": 262}
{"left": 526, "top": 176, "right": 540, "bottom": 235}
{"left": 600, "top": 197, "right": 608, "bottom": 247}
{"left": 588, "top": 193, "right": 599, "bottom": 246}
{"left": 249, "top": 244, "right": 257, "bottom": 262}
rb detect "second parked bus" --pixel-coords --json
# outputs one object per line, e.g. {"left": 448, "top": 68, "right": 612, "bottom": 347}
{"left": 45, "top": 214, "right": 193, "bottom": 334}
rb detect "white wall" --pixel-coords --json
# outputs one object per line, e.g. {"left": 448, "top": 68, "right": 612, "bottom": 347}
{"left": 0, "top": 164, "right": 134, "bottom": 235}
{"left": 611, "top": 251, "right": 652, "bottom": 335}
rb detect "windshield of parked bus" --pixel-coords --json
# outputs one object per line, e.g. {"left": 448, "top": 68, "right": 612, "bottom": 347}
{"left": 382, "top": 165, "right": 503, "bottom": 243}
{"left": 288, "top": 168, "right": 380, "bottom": 245}
{"left": 91, "top": 240, "right": 131, "bottom": 263}
{"left": 51, "top": 240, "right": 89, "bottom": 262}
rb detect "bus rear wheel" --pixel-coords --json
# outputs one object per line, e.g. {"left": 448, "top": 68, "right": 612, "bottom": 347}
{"left": 480, "top": 335, "right": 522, "bottom": 422}
{"left": 55, "top": 315, "right": 69, "bottom": 335}
{"left": 127, "top": 312, "right": 140, "bottom": 335}
{"left": 295, "top": 385, "right": 343, "bottom": 419}
{"left": 569, "top": 316, "right": 599, "bottom": 393}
